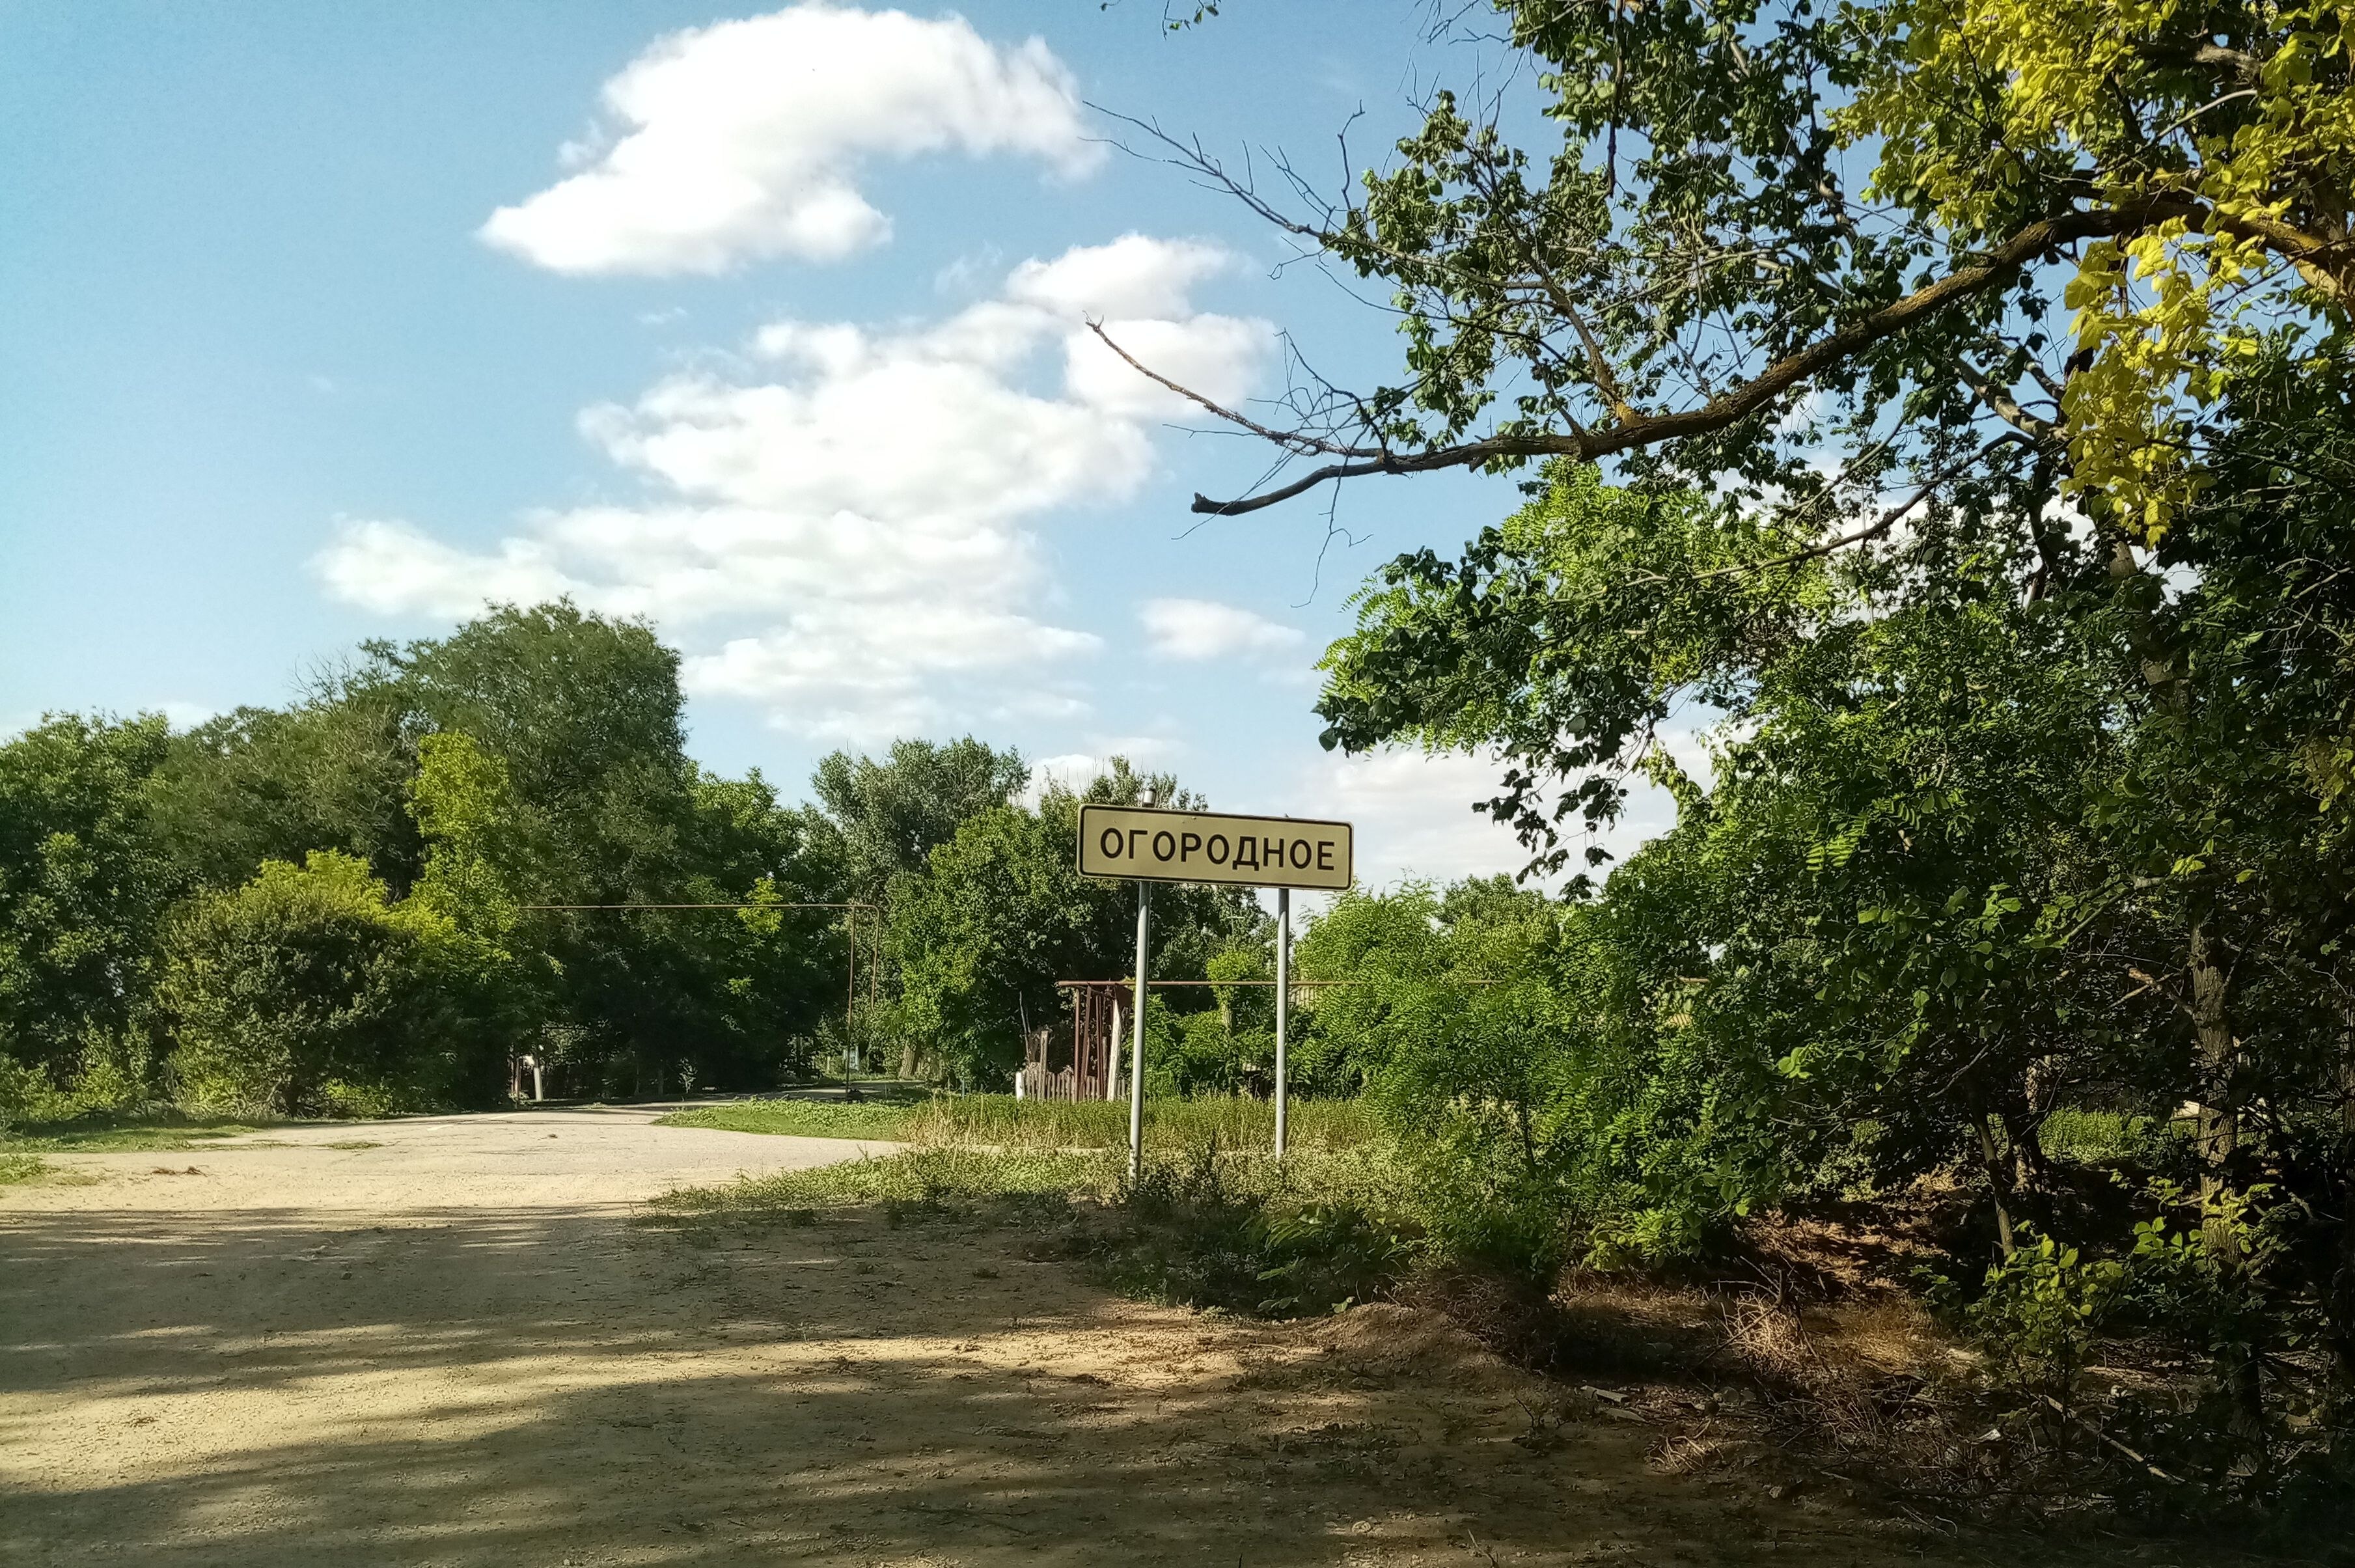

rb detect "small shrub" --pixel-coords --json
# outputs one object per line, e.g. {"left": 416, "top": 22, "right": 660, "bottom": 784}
{"left": 0, "top": 1056, "right": 58, "bottom": 1129}
{"left": 1254, "top": 1201, "right": 1417, "bottom": 1314}
{"left": 1100, "top": 1137, "right": 1420, "bottom": 1317}
{"left": 150, "top": 851, "right": 509, "bottom": 1117}
{"left": 1946, "top": 1226, "right": 2125, "bottom": 1403}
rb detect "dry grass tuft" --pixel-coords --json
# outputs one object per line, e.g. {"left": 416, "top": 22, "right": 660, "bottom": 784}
{"left": 1649, "top": 1429, "right": 1730, "bottom": 1476}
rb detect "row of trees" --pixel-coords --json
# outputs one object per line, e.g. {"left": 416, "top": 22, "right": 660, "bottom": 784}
{"left": 0, "top": 603, "right": 1261, "bottom": 1117}
{"left": 3, "top": 605, "right": 834, "bottom": 1112}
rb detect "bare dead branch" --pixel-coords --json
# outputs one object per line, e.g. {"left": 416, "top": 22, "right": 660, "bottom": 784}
{"left": 1086, "top": 320, "right": 1384, "bottom": 460}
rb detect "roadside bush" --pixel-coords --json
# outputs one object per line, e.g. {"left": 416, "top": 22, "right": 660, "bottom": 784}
{"left": 1106, "top": 1138, "right": 1420, "bottom": 1317}
{"left": 0, "top": 1055, "right": 57, "bottom": 1129}
{"left": 1297, "top": 883, "right": 1608, "bottom": 1279}
{"left": 1946, "top": 1226, "right": 2126, "bottom": 1405}
{"left": 1253, "top": 1200, "right": 1418, "bottom": 1315}
{"left": 0, "top": 714, "right": 176, "bottom": 1092}
{"left": 1921, "top": 1187, "right": 2355, "bottom": 1529}
{"left": 1150, "top": 946, "right": 1277, "bottom": 1097}
{"left": 151, "top": 851, "right": 512, "bottom": 1116}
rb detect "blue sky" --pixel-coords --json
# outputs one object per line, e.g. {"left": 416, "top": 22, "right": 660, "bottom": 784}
{"left": 0, "top": 3, "right": 1679, "bottom": 887}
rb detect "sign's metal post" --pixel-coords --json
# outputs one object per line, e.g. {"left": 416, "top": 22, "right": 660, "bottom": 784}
{"left": 1072, "top": 797, "right": 1349, "bottom": 1174}
{"left": 1109, "top": 998, "right": 1123, "bottom": 1101}
{"left": 1128, "top": 877, "right": 1150, "bottom": 1179}
{"left": 1274, "top": 887, "right": 1290, "bottom": 1160}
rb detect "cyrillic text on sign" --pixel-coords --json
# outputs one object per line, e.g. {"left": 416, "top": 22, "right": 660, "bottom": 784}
{"left": 1077, "top": 805, "right": 1353, "bottom": 890}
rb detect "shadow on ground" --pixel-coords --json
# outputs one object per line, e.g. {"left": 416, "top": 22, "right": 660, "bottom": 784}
{"left": 0, "top": 1198, "right": 2143, "bottom": 1567}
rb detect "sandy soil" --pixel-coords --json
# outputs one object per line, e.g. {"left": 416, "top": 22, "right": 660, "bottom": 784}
{"left": 1, "top": 1110, "right": 2112, "bottom": 1566}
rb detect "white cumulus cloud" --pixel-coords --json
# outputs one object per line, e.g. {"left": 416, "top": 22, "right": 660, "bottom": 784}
{"left": 1138, "top": 598, "right": 1306, "bottom": 661}
{"left": 1293, "top": 747, "right": 1534, "bottom": 892}
{"left": 316, "top": 237, "right": 1273, "bottom": 741}
{"left": 480, "top": 5, "right": 1100, "bottom": 275}
{"left": 315, "top": 518, "right": 586, "bottom": 618}
{"left": 1284, "top": 738, "right": 1708, "bottom": 896}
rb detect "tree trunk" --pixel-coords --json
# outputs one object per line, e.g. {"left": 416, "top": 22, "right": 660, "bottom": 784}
{"left": 1975, "top": 1112, "right": 2018, "bottom": 1259}
{"left": 2004, "top": 1106, "right": 2051, "bottom": 1235}
{"left": 2332, "top": 1017, "right": 2355, "bottom": 1399}
{"left": 2188, "top": 922, "right": 2266, "bottom": 1442}
{"left": 2190, "top": 923, "right": 2240, "bottom": 1262}
{"left": 2095, "top": 499, "right": 2272, "bottom": 1440}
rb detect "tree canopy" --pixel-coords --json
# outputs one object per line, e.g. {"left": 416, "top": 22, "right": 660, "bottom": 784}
{"left": 1130, "top": 0, "right": 2348, "bottom": 553}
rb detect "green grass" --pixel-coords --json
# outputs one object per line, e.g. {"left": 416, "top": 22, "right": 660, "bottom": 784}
{"left": 656, "top": 1092, "right": 1413, "bottom": 1318}
{"left": 660, "top": 1136, "right": 1410, "bottom": 1222}
{"left": 1, "top": 1108, "right": 299, "bottom": 1153}
{"left": 661, "top": 1092, "right": 1379, "bottom": 1152}
{"left": 657, "top": 1098, "right": 917, "bottom": 1140}
{"left": 2039, "top": 1107, "right": 2179, "bottom": 1165}
{"left": 657, "top": 1136, "right": 1426, "bottom": 1319}
{"left": 0, "top": 1151, "right": 49, "bottom": 1185}
{"left": 905, "top": 1094, "right": 1378, "bottom": 1153}
{"left": 658, "top": 1144, "right": 1120, "bottom": 1216}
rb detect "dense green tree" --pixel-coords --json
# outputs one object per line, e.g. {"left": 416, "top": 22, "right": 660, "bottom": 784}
{"left": 148, "top": 673, "right": 422, "bottom": 893}
{"left": 1164, "top": 942, "right": 1278, "bottom": 1097}
{"left": 1295, "top": 880, "right": 1593, "bottom": 1269}
{"left": 1319, "top": 347, "right": 2355, "bottom": 1455}
{"left": 152, "top": 851, "right": 508, "bottom": 1116}
{"left": 0, "top": 715, "right": 174, "bottom": 1095}
{"left": 0, "top": 605, "right": 1024, "bottom": 1111}
{"left": 671, "top": 768, "right": 854, "bottom": 1086}
{"left": 1152, "top": 0, "right": 2347, "bottom": 552}
{"left": 809, "top": 737, "right": 1029, "bottom": 908}
{"left": 379, "top": 602, "right": 698, "bottom": 903}
{"left": 888, "top": 760, "right": 1257, "bottom": 1086}
{"left": 376, "top": 603, "right": 836, "bottom": 1093}
{"left": 1194, "top": 0, "right": 2349, "bottom": 1471}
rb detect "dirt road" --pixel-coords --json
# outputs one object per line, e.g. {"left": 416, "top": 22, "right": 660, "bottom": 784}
{"left": 2, "top": 1110, "right": 2087, "bottom": 1566}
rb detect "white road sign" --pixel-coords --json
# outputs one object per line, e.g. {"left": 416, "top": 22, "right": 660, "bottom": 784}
{"left": 1077, "top": 805, "right": 1353, "bottom": 891}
